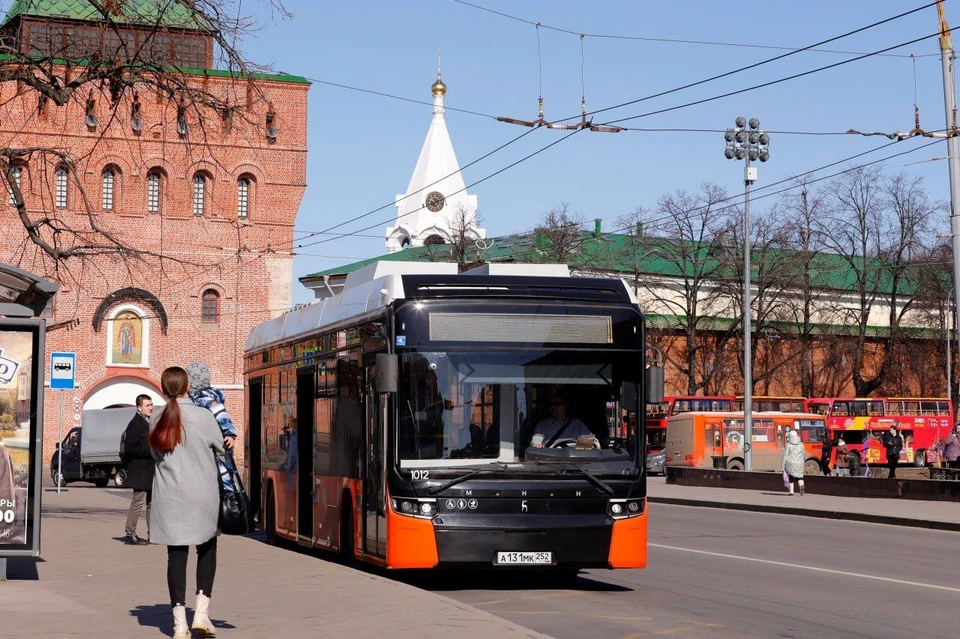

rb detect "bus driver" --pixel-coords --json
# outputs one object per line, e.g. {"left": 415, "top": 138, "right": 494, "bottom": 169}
{"left": 531, "top": 395, "right": 593, "bottom": 448}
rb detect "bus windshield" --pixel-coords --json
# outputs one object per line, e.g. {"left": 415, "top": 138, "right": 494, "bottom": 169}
{"left": 398, "top": 350, "right": 638, "bottom": 471}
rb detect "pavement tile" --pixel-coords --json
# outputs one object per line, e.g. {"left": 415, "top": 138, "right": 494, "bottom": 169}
{"left": 648, "top": 476, "right": 960, "bottom": 527}
{"left": 5, "top": 486, "right": 550, "bottom": 639}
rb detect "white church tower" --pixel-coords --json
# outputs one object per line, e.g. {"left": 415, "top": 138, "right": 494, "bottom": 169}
{"left": 385, "top": 67, "right": 485, "bottom": 253}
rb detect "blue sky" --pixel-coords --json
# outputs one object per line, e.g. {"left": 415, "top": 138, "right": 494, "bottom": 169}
{"left": 243, "top": 1, "right": 956, "bottom": 303}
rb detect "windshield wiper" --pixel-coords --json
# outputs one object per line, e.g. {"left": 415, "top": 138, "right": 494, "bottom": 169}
{"left": 426, "top": 463, "right": 508, "bottom": 495}
{"left": 537, "top": 461, "right": 615, "bottom": 496}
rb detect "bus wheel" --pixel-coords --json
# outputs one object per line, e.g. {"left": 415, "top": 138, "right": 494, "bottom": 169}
{"left": 913, "top": 450, "right": 926, "bottom": 468}
{"left": 804, "top": 459, "right": 822, "bottom": 475}
{"left": 726, "top": 459, "right": 744, "bottom": 471}
{"left": 113, "top": 469, "right": 127, "bottom": 488}
{"left": 340, "top": 493, "right": 356, "bottom": 566}
{"left": 265, "top": 488, "right": 278, "bottom": 545}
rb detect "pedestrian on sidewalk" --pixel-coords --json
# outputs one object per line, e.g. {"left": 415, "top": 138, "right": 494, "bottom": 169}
{"left": 881, "top": 426, "right": 904, "bottom": 479}
{"left": 820, "top": 433, "right": 833, "bottom": 476}
{"left": 781, "top": 429, "right": 806, "bottom": 496}
{"left": 122, "top": 394, "right": 154, "bottom": 546}
{"left": 149, "top": 367, "right": 225, "bottom": 639}
{"left": 944, "top": 424, "right": 960, "bottom": 469}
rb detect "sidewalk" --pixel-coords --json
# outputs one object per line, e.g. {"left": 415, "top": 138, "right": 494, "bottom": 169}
{"left": 647, "top": 477, "right": 960, "bottom": 531}
{"left": 1, "top": 484, "right": 549, "bottom": 639}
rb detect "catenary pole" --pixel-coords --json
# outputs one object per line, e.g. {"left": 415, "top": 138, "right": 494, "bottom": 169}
{"left": 938, "top": 0, "right": 960, "bottom": 409}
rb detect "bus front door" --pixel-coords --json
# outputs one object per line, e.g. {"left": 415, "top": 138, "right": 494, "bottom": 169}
{"left": 247, "top": 378, "right": 263, "bottom": 520}
{"left": 296, "top": 366, "right": 316, "bottom": 545}
{"left": 364, "top": 364, "right": 387, "bottom": 558}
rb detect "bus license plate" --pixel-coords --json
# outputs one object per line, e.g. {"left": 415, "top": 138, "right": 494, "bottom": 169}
{"left": 495, "top": 551, "right": 553, "bottom": 565}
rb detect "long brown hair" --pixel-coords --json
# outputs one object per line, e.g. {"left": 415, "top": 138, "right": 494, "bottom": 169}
{"left": 148, "top": 367, "right": 189, "bottom": 453}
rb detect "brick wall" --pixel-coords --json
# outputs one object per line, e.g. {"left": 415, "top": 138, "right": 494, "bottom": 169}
{"left": 0, "top": 70, "right": 309, "bottom": 466}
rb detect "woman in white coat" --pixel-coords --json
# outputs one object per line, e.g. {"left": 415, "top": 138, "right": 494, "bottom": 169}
{"left": 149, "top": 367, "right": 224, "bottom": 638}
{"left": 781, "top": 429, "right": 806, "bottom": 496}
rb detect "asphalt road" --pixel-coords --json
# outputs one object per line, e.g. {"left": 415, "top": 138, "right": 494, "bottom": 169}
{"left": 420, "top": 503, "right": 960, "bottom": 639}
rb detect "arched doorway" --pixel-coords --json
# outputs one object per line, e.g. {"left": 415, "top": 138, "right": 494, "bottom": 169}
{"left": 83, "top": 375, "right": 164, "bottom": 410}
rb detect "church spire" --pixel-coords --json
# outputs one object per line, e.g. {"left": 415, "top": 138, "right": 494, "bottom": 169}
{"left": 384, "top": 65, "right": 485, "bottom": 254}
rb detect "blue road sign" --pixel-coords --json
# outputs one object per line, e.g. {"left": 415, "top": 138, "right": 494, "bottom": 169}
{"left": 50, "top": 352, "right": 76, "bottom": 390}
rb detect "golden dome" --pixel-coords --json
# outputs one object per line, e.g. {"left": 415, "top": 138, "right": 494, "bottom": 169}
{"left": 431, "top": 77, "right": 447, "bottom": 96}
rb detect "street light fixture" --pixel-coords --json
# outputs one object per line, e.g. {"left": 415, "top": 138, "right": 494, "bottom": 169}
{"left": 724, "top": 117, "right": 770, "bottom": 472}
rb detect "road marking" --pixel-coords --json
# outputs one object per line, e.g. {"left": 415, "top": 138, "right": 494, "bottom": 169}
{"left": 650, "top": 543, "right": 960, "bottom": 593}
{"left": 654, "top": 627, "right": 692, "bottom": 635}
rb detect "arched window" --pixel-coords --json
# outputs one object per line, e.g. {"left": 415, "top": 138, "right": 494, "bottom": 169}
{"left": 7, "top": 164, "right": 22, "bottom": 206}
{"left": 201, "top": 289, "right": 219, "bottom": 324}
{"left": 102, "top": 166, "right": 116, "bottom": 210}
{"left": 147, "top": 169, "right": 163, "bottom": 213}
{"left": 424, "top": 234, "right": 446, "bottom": 246}
{"left": 55, "top": 165, "right": 68, "bottom": 209}
{"left": 192, "top": 171, "right": 208, "bottom": 216}
{"left": 237, "top": 176, "right": 251, "bottom": 218}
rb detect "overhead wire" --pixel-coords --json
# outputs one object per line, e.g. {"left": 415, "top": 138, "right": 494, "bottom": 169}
{"left": 294, "top": 128, "right": 584, "bottom": 250}
{"left": 498, "top": 137, "right": 944, "bottom": 264}
{"left": 288, "top": 4, "right": 946, "bottom": 255}
{"left": 293, "top": 126, "right": 539, "bottom": 244}
{"left": 595, "top": 25, "right": 957, "bottom": 127}
{"left": 451, "top": 0, "right": 939, "bottom": 59}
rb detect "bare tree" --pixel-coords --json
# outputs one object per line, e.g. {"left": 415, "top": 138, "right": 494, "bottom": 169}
{"left": 824, "top": 167, "right": 935, "bottom": 396}
{"left": 632, "top": 183, "right": 736, "bottom": 395}
{"left": 776, "top": 181, "right": 836, "bottom": 397}
{"left": 715, "top": 210, "right": 797, "bottom": 394}
{"left": 420, "top": 204, "right": 487, "bottom": 271}
{"left": 532, "top": 203, "right": 584, "bottom": 264}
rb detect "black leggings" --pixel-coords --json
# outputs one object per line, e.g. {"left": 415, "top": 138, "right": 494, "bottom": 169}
{"left": 167, "top": 538, "right": 218, "bottom": 606}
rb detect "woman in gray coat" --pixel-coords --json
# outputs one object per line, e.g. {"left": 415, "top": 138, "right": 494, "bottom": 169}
{"left": 781, "top": 429, "right": 806, "bottom": 496}
{"left": 149, "top": 367, "right": 224, "bottom": 639}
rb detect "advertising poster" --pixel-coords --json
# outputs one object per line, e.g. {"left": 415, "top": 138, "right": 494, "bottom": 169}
{"left": 0, "top": 321, "right": 42, "bottom": 554}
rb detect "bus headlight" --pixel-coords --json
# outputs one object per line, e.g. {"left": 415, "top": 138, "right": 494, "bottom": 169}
{"left": 608, "top": 498, "right": 644, "bottom": 519}
{"left": 391, "top": 497, "right": 438, "bottom": 519}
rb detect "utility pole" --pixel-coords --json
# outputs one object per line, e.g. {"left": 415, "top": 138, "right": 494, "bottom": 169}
{"left": 938, "top": 0, "right": 960, "bottom": 409}
{"left": 724, "top": 118, "right": 770, "bottom": 472}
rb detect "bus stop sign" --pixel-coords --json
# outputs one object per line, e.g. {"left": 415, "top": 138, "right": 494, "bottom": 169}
{"left": 50, "top": 352, "right": 76, "bottom": 390}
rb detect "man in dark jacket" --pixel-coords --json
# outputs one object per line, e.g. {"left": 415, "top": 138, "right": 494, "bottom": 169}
{"left": 123, "top": 394, "right": 154, "bottom": 545}
{"left": 881, "top": 425, "right": 904, "bottom": 480}
{"left": 820, "top": 434, "right": 834, "bottom": 476}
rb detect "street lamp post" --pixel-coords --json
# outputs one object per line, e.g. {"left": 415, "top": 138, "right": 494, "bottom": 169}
{"left": 724, "top": 117, "right": 770, "bottom": 472}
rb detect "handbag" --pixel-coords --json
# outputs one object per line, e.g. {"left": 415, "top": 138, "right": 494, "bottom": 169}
{"left": 216, "top": 451, "right": 255, "bottom": 536}
{"left": 782, "top": 469, "right": 790, "bottom": 488}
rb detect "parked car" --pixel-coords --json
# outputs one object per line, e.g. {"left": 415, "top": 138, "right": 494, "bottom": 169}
{"left": 646, "top": 449, "right": 666, "bottom": 476}
{"left": 50, "top": 407, "right": 136, "bottom": 488}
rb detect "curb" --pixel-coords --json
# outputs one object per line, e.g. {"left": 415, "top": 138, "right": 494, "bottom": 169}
{"left": 648, "top": 496, "right": 960, "bottom": 532}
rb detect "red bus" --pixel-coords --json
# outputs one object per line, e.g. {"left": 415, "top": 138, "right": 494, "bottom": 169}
{"left": 645, "top": 395, "right": 736, "bottom": 453}
{"left": 732, "top": 396, "right": 807, "bottom": 413}
{"left": 244, "top": 265, "right": 660, "bottom": 572}
{"left": 805, "top": 397, "right": 953, "bottom": 466}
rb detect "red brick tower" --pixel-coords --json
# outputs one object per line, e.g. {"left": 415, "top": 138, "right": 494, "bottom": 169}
{"left": 0, "top": 1, "right": 309, "bottom": 466}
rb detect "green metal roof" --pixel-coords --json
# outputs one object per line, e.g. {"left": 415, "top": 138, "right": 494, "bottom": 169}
{"left": 2, "top": 0, "right": 202, "bottom": 29}
{"left": 302, "top": 229, "right": 942, "bottom": 299}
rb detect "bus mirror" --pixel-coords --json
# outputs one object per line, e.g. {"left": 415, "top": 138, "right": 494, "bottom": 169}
{"left": 645, "top": 366, "right": 664, "bottom": 404}
{"left": 375, "top": 354, "right": 398, "bottom": 394}
{"left": 621, "top": 381, "right": 639, "bottom": 409}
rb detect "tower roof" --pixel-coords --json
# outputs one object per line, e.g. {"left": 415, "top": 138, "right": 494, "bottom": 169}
{"left": 2, "top": 0, "right": 202, "bottom": 30}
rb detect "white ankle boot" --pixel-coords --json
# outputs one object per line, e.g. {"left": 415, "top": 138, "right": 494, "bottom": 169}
{"left": 172, "top": 604, "right": 190, "bottom": 639}
{"left": 191, "top": 591, "right": 216, "bottom": 637}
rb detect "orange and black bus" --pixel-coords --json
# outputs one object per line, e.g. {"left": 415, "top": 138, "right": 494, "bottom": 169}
{"left": 244, "top": 263, "right": 661, "bottom": 572}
